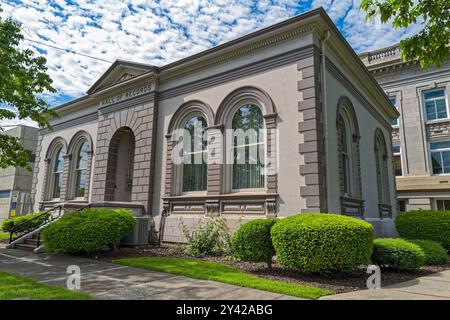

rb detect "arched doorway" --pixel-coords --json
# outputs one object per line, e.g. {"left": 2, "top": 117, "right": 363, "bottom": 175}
{"left": 105, "top": 127, "right": 135, "bottom": 202}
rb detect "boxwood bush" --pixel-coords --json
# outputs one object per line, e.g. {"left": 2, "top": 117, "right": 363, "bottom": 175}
{"left": 1, "top": 212, "right": 49, "bottom": 234}
{"left": 41, "top": 208, "right": 136, "bottom": 254}
{"left": 395, "top": 210, "right": 450, "bottom": 248}
{"left": 372, "top": 238, "right": 425, "bottom": 270}
{"left": 408, "top": 239, "right": 448, "bottom": 265}
{"left": 271, "top": 213, "right": 374, "bottom": 273}
{"left": 231, "top": 218, "right": 278, "bottom": 268}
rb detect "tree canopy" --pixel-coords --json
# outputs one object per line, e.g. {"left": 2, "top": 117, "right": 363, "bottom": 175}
{"left": 360, "top": 0, "right": 450, "bottom": 68}
{"left": 0, "top": 5, "right": 57, "bottom": 170}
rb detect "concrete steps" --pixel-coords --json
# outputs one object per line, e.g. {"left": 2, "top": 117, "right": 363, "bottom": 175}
{"left": 13, "top": 234, "right": 42, "bottom": 252}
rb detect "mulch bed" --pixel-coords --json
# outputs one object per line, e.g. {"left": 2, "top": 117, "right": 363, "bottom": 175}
{"left": 80, "top": 245, "right": 450, "bottom": 294}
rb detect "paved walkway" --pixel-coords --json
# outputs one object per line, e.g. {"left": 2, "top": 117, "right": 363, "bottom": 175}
{"left": 0, "top": 249, "right": 299, "bottom": 300}
{"left": 320, "top": 270, "right": 450, "bottom": 300}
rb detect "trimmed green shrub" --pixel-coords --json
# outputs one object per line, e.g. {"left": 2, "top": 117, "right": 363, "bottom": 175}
{"left": 41, "top": 208, "right": 136, "bottom": 254}
{"left": 1, "top": 212, "right": 50, "bottom": 234}
{"left": 232, "top": 218, "right": 278, "bottom": 268}
{"left": 372, "top": 238, "right": 426, "bottom": 270}
{"left": 179, "top": 216, "right": 232, "bottom": 257}
{"left": 271, "top": 213, "right": 374, "bottom": 273}
{"left": 408, "top": 239, "right": 448, "bottom": 265}
{"left": 396, "top": 210, "right": 450, "bottom": 248}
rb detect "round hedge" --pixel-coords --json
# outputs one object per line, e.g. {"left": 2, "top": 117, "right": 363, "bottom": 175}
{"left": 42, "top": 208, "right": 136, "bottom": 254}
{"left": 408, "top": 239, "right": 448, "bottom": 265}
{"left": 395, "top": 211, "right": 450, "bottom": 248}
{"left": 372, "top": 238, "right": 425, "bottom": 270}
{"left": 271, "top": 213, "right": 374, "bottom": 273}
{"left": 231, "top": 218, "right": 277, "bottom": 268}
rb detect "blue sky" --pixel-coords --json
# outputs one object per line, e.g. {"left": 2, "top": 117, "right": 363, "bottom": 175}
{"left": 1, "top": 0, "right": 421, "bottom": 128}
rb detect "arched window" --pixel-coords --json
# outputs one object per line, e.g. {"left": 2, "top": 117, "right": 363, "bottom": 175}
{"left": 232, "top": 104, "right": 264, "bottom": 189}
{"left": 182, "top": 116, "right": 207, "bottom": 192}
{"left": 337, "top": 97, "right": 363, "bottom": 216}
{"left": 74, "top": 141, "right": 89, "bottom": 197}
{"left": 52, "top": 148, "right": 64, "bottom": 199}
{"left": 339, "top": 114, "right": 352, "bottom": 195}
{"left": 374, "top": 129, "right": 391, "bottom": 217}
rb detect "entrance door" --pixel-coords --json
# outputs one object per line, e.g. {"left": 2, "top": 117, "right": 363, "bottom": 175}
{"left": 105, "top": 127, "right": 135, "bottom": 202}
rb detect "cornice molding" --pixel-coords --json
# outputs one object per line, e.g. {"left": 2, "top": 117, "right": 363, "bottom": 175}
{"left": 159, "top": 24, "right": 317, "bottom": 81}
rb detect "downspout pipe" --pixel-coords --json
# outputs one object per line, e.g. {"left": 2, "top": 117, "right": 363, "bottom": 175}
{"left": 320, "top": 30, "right": 331, "bottom": 212}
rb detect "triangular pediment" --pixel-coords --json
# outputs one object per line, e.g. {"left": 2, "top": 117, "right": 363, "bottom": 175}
{"left": 87, "top": 60, "right": 155, "bottom": 94}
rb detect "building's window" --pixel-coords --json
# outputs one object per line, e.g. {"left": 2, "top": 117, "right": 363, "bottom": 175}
{"left": 74, "top": 142, "right": 89, "bottom": 197}
{"left": 424, "top": 89, "right": 448, "bottom": 121}
{"left": 52, "top": 148, "right": 64, "bottom": 198}
{"left": 232, "top": 104, "right": 265, "bottom": 189}
{"left": 182, "top": 116, "right": 207, "bottom": 192}
{"left": 430, "top": 140, "right": 450, "bottom": 174}
{"left": 389, "top": 97, "right": 399, "bottom": 126}
{"left": 437, "top": 199, "right": 450, "bottom": 210}
{"left": 339, "top": 116, "right": 352, "bottom": 194}
{"left": 374, "top": 131, "right": 390, "bottom": 205}
{"left": 0, "top": 190, "right": 11, "bottom": 198}
{"left": 393, "top": 144, "right": 402, "bottom": 176}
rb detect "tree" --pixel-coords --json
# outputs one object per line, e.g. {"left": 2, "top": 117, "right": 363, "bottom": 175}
{"left": 360, "top": 0, "right": 450, "bottom": 68}
{"left": 0, "top": 5, "right": 57, "bottom": 170}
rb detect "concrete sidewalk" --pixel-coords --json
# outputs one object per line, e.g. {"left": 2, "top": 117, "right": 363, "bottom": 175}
{"left": 0, "top": 249, "right": 300, "bottom": 300}
{"left": 320, "top": 270, "right": 450, "bottom": 300}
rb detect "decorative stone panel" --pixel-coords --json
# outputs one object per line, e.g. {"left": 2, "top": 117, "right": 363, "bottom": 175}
{"left": 426, "top": 120, "right": 450, "bottom": 139}
{"left": 30, "top": 134, "right": 43, "bottom": 212}
{"left": 297, "top": 50, "right": 327, "bottom": 212}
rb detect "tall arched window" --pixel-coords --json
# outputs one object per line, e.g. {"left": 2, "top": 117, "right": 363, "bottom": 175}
{"left": 52, "top": 148, "right": 64, "bottom": 199}
{"left": 182, "top": 116, "right": 207, "bottom": 192}
{"left": 232, "top": 104, "right": 264, "bottom": 189}
{"left": 339, "top": 114, "right": 352, "bottom": 195}
{"left": 74, "top": 141, "right": 89, "bottom": 197}
{"left": 337, "top": 97, "right": 363, "bottom": 216}
{"left": 374, "top": 129, "right": 391, "bottom": 217}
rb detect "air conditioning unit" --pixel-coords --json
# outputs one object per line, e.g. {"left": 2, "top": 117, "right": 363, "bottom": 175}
{"left": 121, "top": 216, "right": 150, "bottom": 245}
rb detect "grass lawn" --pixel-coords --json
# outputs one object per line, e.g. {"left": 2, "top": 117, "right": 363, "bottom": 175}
{"left": 114, "top": 257, "right": 334, "bottom": 299}
{"left": 0, "top": 233, "right": 9, "bottom": 240}
{"left": 0, "top": 271, "right": 94, "bottom": 300}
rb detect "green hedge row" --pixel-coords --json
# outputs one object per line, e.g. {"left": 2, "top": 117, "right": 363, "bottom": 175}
{"left": 232, "top": 212, "right": 449, "bottom": 273}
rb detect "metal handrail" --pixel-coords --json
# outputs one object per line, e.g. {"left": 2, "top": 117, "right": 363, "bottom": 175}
{"left": 9, "top": 203, "right": 93, "bottom": 245}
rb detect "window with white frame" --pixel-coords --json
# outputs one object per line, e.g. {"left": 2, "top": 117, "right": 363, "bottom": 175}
{"left": 182, "top": 116, "right": 207, "bottom": 192}
{"left": 52, "top": 148, "right": 64, "bottom": 198}
{"left": 430, "top": 140, "right": 450, "bottom": 174}
{"left": 389, "top": 97, "right": 399, "bottom": 126}
{"left": 436, "top": 199, "right": 450, "bottom": 211}
{"left": 393, "top": 144, "right": 402, "bottom": 176}
{"left": 423, "top": 89, "right": 448, "bottom": 121}
{"left": 232, "top": 104, "right": 265, "bottom": 190}
{"left": 74, "top": 141, "right": 89, "bottom": 197}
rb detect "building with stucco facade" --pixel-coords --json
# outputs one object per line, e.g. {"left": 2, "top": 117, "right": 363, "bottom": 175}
{"left": 30, "top": 8, "right": 399, "bottom": 242}
{"left": 361, "top": 45, "right": 450, "bottom": 212}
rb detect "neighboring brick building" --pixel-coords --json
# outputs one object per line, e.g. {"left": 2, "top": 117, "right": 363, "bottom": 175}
{"left": 30, "top": 8, "right": 398, "bottom": 241}
{"left": 361, "top": 45, "right": 450, "bottom": 211}
{"left": 0, "top": 125, "right": 38, "bottom": 223}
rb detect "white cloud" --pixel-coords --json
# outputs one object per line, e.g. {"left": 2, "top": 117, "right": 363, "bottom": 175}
{"left": 0, "top": 0, "right": 422, "bottom": 130}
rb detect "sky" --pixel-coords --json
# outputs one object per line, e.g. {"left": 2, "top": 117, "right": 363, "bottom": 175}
{"left": 0, "top": 0, "right": 422, "bottom": 128}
